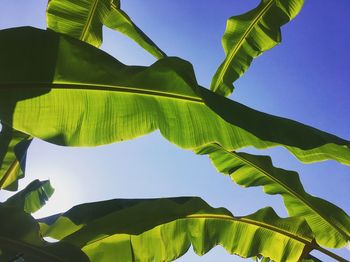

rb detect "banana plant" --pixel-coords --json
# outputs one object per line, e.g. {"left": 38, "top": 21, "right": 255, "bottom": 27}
{"left": 0, "top": 0, "right": 349, "bottom": 261}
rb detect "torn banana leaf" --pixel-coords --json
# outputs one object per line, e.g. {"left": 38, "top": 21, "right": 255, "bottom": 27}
{"left": 4, "top": 179, "right": 54, "bottom": 214}
{"left": 38, "top": 197, "right": 318, "bottom": 261}
{"left": 196, "top": 144, "right": 350, "bottom": 248}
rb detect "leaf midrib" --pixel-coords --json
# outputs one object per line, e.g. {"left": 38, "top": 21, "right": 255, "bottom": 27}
{"left": 212, "top": 0, "right": 275, "bottom": 92}
{"left": 228, "top": 149, "right": 350, "bottom": 241}
{"left": 187, "top": 214, "right": 313, "bottom": 244}
{"left": 79, "top": 213, "right": 312, "bottom": 249}
{"left": 0, "top": 159, "right": 19, "bottom": 189}
{"left": 80, "top": 0, "right": 100, "bottom": 42}
{"left": 0, "top": 82, "right": 203, "bottom": 104}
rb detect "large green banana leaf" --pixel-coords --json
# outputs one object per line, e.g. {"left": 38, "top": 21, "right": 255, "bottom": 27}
{"left": 0, "top": 122, "right": 32, "bottom": 191}
{"left": 196, "top": 144, "right": 350, "bottom": 248}
{"left": 0, "top": 205, "right": 89, "bottom": 261}
{"left": 38, "top": 197, "right": 323, "bottom": 261}
{"left": 1, "top": 27, "right": 350, "bottom": 166}
{"left": 211, "top": 0, "right": 304, "bottom": 96}
{"left": 4, "top": 180, "right": 54, "bottom": 214}
{"left": 46, "top": 0, "right": 165, "bottom": 58}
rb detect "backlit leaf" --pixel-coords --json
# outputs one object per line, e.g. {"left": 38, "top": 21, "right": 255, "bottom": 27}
{"left": 0, "top": 27, "right": 349, "bottom": 167}
{"left": 39, "top": 197, "right": 317, "bottom": 261}
{"left": 196, "top": 144, "right": 350, "bottom": 248}
{"left": 211, "top": 0, "right": 304, "bottom": 96}
{"left": 47, "top": 0, "right": 165, "bottom": 58}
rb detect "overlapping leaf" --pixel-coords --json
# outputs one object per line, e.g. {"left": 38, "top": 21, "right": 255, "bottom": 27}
{"left": 4, "top": 180, "right": 54, "bottom": 213}
{"left": 38, "top": 197, "right": 319, "bottom": 261}
{"left": 47, "top": 0, "right": 165, "bottom": 58}
{"left": 0, "top": 27, "right": 349, "bottom": 167}
{"left": 0, "top": 122, "right": 32, "bottom": 191}
{"left": 0, "top": 205, "right": 89, "bottom": 261}
{"left": 196, "top": 144, "right": 350, "bottom": 248}
{"left": 211, "top": 0, "right": 304, "bottom": 96}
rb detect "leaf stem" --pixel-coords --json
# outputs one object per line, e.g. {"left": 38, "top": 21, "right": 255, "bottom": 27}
{"left": 313, "top": 244, "right": 348, "bottom": 262}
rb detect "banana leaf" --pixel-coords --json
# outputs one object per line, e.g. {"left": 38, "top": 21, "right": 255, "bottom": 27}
{"left": 47, "top": 0, "right": 165, "bottom": 58}
{"left": 196, "top": 144, "right": 350, "bottom": 248}
{"left": 0, "top": 122, "right": 32, "bottom": 191}
{"left": 4, "top": 179, "right": 54, "bottom": 213}
{"left": 0, "top": 27, "right": 349, "bottom": 166}
{"left": 211, "top": 0, "right": 304, "bottom": 96}
{"left": 38, "top": 197, "right": 321, "bottom": 261}
{"left": 0, "top": 205, "right": 89, "bottom": 261}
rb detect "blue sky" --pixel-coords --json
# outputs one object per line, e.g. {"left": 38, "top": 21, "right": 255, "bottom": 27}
{"left": 0, "top": 0, "right": 349, "bottom": 261}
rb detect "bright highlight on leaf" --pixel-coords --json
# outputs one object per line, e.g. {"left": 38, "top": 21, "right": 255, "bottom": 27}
{"left": 38, "top": 197, "right": 322, "bottom": 262}
{"left": 196, "top": 144, "right": 350, "bottom": 248}
{"left": 0, "top": 27, "right": 349, "bottom": 167}
{"left": 0, "top": 1, "right": 349, "bottom": 261}
{"left": 46, "top": 0, "right": 165, "bottom": 58}
{"left": 211, "top": 0, "right": 304, "bottom": 96}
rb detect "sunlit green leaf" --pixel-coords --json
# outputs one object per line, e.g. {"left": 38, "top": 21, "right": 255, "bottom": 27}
{"left": 0, "top": 122, "right": 32, "bottom": 191}
{"left": 1, "top": 27, "right": 349, "bottom": 167}
{"left": 196, "top": 144, "right": 350, "bottom": 248}
{"left": 4, "top": 180, "right": 54, "bottom": 214}
{"left": 39, "top": 197, "right": 320, "bottom": 261}
{"left": 211, "top": 0, "right": 304, "bottom": 96}
{"left": 47, "top": 0, "right": 165, "bottom": 58}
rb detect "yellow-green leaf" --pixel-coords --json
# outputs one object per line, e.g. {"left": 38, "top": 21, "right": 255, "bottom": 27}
{"left": 196, "top": 144, "right": 350, "bottom": 248}
{"left": 1, "top": 27, "right": 350, "bottom": 167}
{"left": 38, "top": 197, "right": 319, "bottom": 261}
{"left": 46, "top": 0, "right": 165, "bottom": 58}
{"left": 211, "top": 0, "right": 304, "bottom": 96}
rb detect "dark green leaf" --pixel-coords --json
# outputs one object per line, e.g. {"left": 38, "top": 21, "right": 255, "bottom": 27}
{"left": 0, "top": 122, "right": 32, "bottom": 191}
{"left": 0, "top": 205, "right": 89, "bottom": 261}
{"left": 4, "top": 180, "right": 54, "bottom": 214}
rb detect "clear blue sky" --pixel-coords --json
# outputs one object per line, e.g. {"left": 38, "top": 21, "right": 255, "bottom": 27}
{"left": 0, "top": 0, "right": 349, "bottom": 261}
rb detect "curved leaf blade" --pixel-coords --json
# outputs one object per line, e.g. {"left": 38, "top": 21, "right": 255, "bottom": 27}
{"left": 0, "top": 122, "right": 32, "bottom": 191}
{"left": 4, "top": 180, "right": 54, "bottom": 214}
{"left": 46, "top": 0, "right": 165, "bottom": 58}
{"left": 211, "top": 0, "right": 304, "bottom": 96}
{"left": 0, "top": 27, "right": 350, "bottom": 166}
{"left": 196, "top": 144, "right": 350, "bottom": 248}
{"left": 0, "top": 205, "right": 89, "bottom": 261}
{"left": 38, "top": 197, "right": 317, "bottom": 261}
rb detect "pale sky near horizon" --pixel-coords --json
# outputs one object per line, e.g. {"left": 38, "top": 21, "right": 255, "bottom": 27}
{"left": 0, "top": 0, "right": 349, "bottom": 261}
